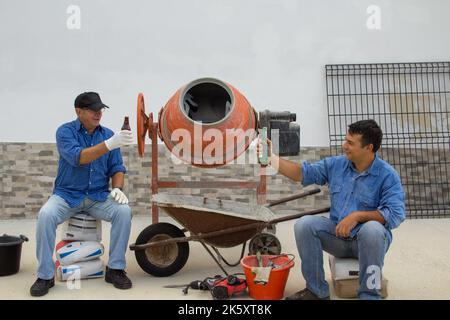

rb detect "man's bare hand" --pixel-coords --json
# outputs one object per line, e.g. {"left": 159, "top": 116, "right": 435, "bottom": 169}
{"left": 256, "top": 138, "right": 272, "bottom": 159}
{"left": 335, "top": 212, "right": 360, "bottom": 238}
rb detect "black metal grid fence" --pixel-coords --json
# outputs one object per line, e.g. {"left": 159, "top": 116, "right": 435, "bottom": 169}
{"left": 326, "top": 62, "right": 450, "bottom": 218}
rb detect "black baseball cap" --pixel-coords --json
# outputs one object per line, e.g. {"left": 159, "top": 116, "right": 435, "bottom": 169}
{"left": 74, "top": 92, "right": 109, "bottom": 111}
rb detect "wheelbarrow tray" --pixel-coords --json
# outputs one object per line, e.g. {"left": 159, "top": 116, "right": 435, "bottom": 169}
{"left": 152, "top": 194, "right": 275, "bottom": 248}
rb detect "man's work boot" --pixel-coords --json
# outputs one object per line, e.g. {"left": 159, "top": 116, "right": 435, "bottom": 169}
{"left": 285, "top": 288, "right": 330, "bottom": 300}
{"left": 105, "top": 266, "right": 132, "bottom": 289}
{"left": 30, "top": 278, "right": 55, "bottom": 297}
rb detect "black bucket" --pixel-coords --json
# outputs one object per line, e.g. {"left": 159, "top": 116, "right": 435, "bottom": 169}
{"left": 0, "top": 234, "right": 29, "bottom": 276}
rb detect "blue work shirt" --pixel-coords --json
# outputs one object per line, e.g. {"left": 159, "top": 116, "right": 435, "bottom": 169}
{"left": 301, "top": 155, "right": 405, "bottom": 239}
{"left": 53, "top": 118, "right": 126, "bottom": 207}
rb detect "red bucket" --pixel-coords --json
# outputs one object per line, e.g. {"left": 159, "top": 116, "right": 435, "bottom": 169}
{"left": 241, "top": 254, "right": 294, "bottom": 300}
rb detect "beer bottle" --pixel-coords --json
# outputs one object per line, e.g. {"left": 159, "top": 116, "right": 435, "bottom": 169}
{"left": 258, "top": 127, "right": 269, "bottom": 166}
{"left": 121, "top": 116, "right": 131, "bottom": 131}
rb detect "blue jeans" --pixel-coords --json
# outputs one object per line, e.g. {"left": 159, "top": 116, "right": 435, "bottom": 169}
{"left": 294, "top": 215, "right": 391, "bottom": 300}
{"left": 36, "top": 194, "right": 132, "bottom": 280}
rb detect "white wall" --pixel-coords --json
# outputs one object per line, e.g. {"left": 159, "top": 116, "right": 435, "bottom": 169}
{"left": 1, "top": 0, "right": 449, "bottom": 146}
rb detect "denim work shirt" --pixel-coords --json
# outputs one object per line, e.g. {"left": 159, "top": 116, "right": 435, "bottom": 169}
{"left": 53, "top": 119, "right": 126, "bottom": 207}
{"left": 301, "top": 155, "right": 405, "bottom": 239}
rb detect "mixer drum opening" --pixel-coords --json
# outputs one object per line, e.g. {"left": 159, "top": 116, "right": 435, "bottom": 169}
{"left": 181, "top": 80, "right": 233, "bottom": 124}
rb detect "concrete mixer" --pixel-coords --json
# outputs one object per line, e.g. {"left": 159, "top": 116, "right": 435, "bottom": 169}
{"left": 130, "top": 77, "right": 322, "bottom": 277}
{"left": 136, "top": 77, "right": 300, "bottom": 223}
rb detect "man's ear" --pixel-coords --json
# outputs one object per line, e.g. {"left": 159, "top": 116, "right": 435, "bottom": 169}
{"left": 367, "top": 143, "right": 374, "bottom": 152}
{"left": 75, "top": 107, "right": 82, "bottom": 117}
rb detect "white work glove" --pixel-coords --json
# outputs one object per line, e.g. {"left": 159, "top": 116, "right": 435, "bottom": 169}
{"left": 104, "top": 130, "right": 134, "bottom": 151}
{"left": 110, "top": 188, "right": 129, "bottom": 204}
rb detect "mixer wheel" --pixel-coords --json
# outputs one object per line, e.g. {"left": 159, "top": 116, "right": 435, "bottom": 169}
{"left": 248, "top": 233, "right": 282, "bottom": 255}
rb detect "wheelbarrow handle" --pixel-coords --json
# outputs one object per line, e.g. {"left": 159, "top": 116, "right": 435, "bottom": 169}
{"left": 266, "top": 188, "right": 321, "bottom": 207}
{"left": 268, "top": 206, "right": 331, "bottom": 224}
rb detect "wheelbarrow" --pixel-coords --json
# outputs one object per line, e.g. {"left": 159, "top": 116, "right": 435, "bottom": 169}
{"left": 129, "top": 188, "right": 330, "bottom": 277}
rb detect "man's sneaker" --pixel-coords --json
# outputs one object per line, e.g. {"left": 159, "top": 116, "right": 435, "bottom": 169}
{"left": 105, "top": 266, "right": 132, "bottom": 289}
{"left": 285, "top": 288, "right": 330, "bottom": 300}
{"left": 30, "top": 278, "right": 55, "bottom": 297}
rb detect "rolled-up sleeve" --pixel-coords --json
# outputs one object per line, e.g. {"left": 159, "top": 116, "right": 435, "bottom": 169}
{"left": 301, "top": 158, "right": 330, "bottom": 186}
{"left": 377, "top": 174, "right": 406, "bottom": 230}
{"left": 56, "top": 126, "right": 83, "bottom": 167}
{"left": 107, "top": 148, "right": 126, "bottom": 177}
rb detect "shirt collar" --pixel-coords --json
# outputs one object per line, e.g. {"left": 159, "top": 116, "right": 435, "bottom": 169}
{"left": 346, "top": 153, "right": 381, "bottom": 176}
{"left": 367, "top": 154, "right": 381, "bottom": 176}
{"left": 75, "top": 118, "right": 104, "bottom": 133}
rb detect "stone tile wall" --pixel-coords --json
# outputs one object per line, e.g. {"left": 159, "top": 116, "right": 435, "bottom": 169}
{"left": 0, "top": 143, "right": 330, "bottom": 219}
{"left": 2, "top": 143, "right": 447, "bottom": 219}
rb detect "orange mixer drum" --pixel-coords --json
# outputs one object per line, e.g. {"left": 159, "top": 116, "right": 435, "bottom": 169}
{"left": 158, "top": 78, "right": 258, "bottom": 168}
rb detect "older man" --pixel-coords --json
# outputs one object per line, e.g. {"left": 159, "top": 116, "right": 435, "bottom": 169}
{"left": 30, "top": 92, "right": 134, "bottom": 296}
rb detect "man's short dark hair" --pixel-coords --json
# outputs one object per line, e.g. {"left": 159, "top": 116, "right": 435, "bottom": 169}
{"left": 348, "top": 119, "right": 382, "bottom": 153}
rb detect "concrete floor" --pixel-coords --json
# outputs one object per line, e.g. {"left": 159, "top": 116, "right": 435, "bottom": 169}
{"left": 1, "top": 215, "right": 450, "bottom": 300}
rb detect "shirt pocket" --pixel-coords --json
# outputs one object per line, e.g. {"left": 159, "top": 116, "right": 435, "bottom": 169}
{"left": 329, "top": 184, "right": 343, "bottom": 210}
{"left": 358, "top": 194, "right": 379, "bottom": 211}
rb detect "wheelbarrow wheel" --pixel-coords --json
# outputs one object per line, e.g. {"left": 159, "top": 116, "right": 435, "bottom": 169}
{"left": 248, "top": 233, "right": 282, "bottom": 255}
{"left": 135, "top": 222, "right": 189, "bottom": 277}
